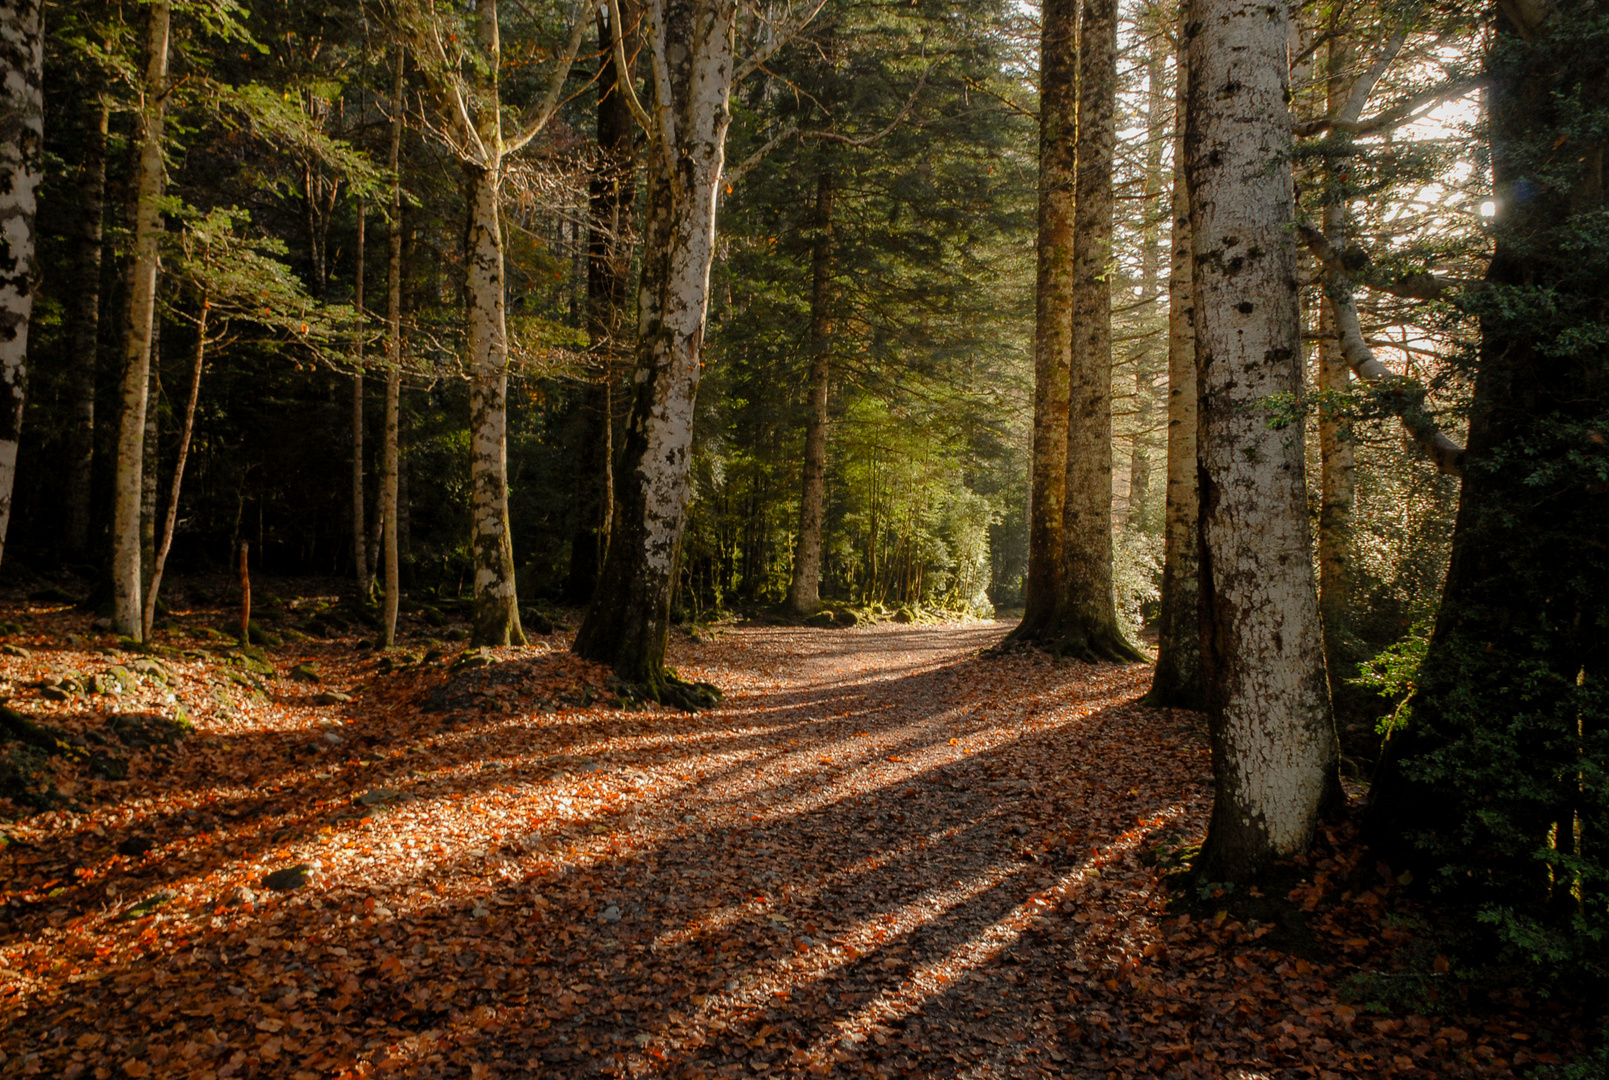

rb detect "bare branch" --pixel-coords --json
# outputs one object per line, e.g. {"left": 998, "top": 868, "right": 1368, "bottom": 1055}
{"left": 505, "top": 0, "right": 594, "bottom": 154}
{"left": 735, "top": 0, "right": 830, "bottom": 84}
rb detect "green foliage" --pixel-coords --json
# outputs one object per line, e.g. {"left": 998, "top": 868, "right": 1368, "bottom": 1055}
{"left": 1351, "top": 618, "right": 1431, "bottom": 737}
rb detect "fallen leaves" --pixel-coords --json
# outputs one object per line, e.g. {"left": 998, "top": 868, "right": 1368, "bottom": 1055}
{"left": 0, "top": 597, "right": 1597, "bottom": 1078}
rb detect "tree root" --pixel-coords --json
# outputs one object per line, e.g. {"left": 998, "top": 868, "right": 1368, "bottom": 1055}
{"left": 622, "top": 668, "right": 724, "bottom": 712}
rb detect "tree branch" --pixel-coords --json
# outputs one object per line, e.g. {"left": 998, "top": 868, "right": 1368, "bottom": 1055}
{"left": 505, "top": 0, "right": 595, "bottom": 154}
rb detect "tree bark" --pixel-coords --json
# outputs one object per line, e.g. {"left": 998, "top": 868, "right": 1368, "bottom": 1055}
{"left": 66, "top": 97, "right": 107, "bottom": 561}
{"left": 788, "top": 164, "right": 834, "bottom": 615}
{"left": 381, "top": 52, "right": 403, "bottom": 648}
{"left": 1004, "top": 0, "right": 1076, "bottom": 646}
{"left": 141, "top": 340, "right": 159, "bottom": 582}
{"left": 1055, "top": 0, "right": 1144, "bottom": 662}
{"left": 110, "top": 0, "right": 170, "bottom": 639}
{"left": 566, "top": 0, "right": 639, "bottom": 605}
{"left": 463, "top": 0, "right": 525, "bottom": 647}
{"left": 1146, "top": 20, "right": 1204, "bottom": 709}
{"left": 1187, "top": 0, "right": 1339, "bottom": 882}
{"left": 0, "top": 0, "right": 41, "bottom": 569}
{"left": 574, "top": 0, "right": 739, "bottom": 707}
{"left": 352, "top": 196, "right": 370, "bottom": 592}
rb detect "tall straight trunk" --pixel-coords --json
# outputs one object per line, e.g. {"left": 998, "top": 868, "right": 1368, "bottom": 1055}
{"left": 1187, "top": 0, "right": 1339, "bottom": 882}
{"left": 465, "top": 0, "right": 524, "bottom": 647}
{"left": 352, "top": 197, "right": 370, "bottom": 591}
{"left": 381, "top": 52, "right": 403, "bottom": 648}
{"left": 1005, "top": 0, "right": 1076, "bottom": 645}
{"left": 0, "top": 0, "right": 41, "bottom": 567}
{"left": 788, "top": 164, "right": 834, "bottom": 615}
{"left": 1316, "top": 300, "right": 1355, "bottom": 665}
{"left": 1057, "top": 0, "right": 1144, "bottom": 662}
{"left": 141, "top": 345, "right": 159, "bottom": 582}
{"left": 67, "top": 97, "right": 107, "bottom": 560}
{"left": 1127, "top": 27, "right": 1169, "bottom": 535}
{"left": 111, "top": 0, "right": 171, "bottom": 639}
{"left": 566, "top": 0, "right": 639, "bottom": 605}
{"left": 143, "top": 288, "right": 206, "bottom": 640}
{"left": 1146, "top": 21, "right": 1203, "bottom": 709}
{"left": 574, "top": 0, "right": 739, "bottom": 707}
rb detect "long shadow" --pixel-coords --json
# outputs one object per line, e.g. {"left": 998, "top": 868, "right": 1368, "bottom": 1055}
{"left": 1, "top": 622, "right": 1222, "bottom": 1079}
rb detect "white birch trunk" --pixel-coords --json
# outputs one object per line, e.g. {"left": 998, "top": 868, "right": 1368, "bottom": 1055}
{"left": 0, "top": 0, "right": 41, "bottom": 568}
{"left": 111, "top": 1, "right": 170, "bottom": 639}
{"left": 1186, "top": 0, "right": 1339, "bottom": 880}
{"left": 574, "top": 0, "right": 737, "bottom": 705}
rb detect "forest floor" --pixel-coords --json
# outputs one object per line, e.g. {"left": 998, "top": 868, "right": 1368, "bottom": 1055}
{"left": 0, "top": 581, "right": 1599, "bottom": 1079}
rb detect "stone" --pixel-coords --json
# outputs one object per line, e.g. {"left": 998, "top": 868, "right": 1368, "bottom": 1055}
{"left": 290, "top": 663, "right": 321, "bottom": 683}
{"left": 0, "top": 644, "right": 30, "bottom": 659}
{"left": 217, "top": 885, "right": 256, "bottom": 908}
{"left": 322, "top": 731, "right": 345, "bottom": 745}
{"left": 835, "top": 609, "right": 860, "bottom": 627}
{"left": 601, "top": 904, "right": 622, "bottom": 923}
{"left": 261, "top": 864, "right": 310, "bottom": 892}
{"left": 314, "top": 690, "right": 353, "bottom": 706}
{"left": 804, "top": 611, "right": 836, "bottom": 629}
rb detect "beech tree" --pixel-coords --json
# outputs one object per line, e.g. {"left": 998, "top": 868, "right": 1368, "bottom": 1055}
{"left": 0, "top": 0, "right": 42, "bottom": 570}
{"left": 576, "top": 0, "right": 826, "bottom": 702}
{"left": 1186, "top": 0, "right": 1339, "bottom": 881}
{"left": 109, "top": 1, "right": 172, "bottom": 639}
{"left": 397, "top": 0, "right": 590, "bottom": 646}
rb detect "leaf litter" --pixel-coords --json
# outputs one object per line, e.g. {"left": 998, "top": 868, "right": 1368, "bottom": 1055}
{"left": 0, "top": 590, "right": 1597, "bottom": 1078}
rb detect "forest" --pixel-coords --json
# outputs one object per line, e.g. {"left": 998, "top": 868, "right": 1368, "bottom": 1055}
{"left": 0, "top": 0, "right": 1606, "bottom": 1077}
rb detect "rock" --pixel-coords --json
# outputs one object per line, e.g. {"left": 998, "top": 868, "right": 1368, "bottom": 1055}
{"left": 836, "top": 609, "right": 860, "bottom": 627}
{"left": 804, "top": 611, "right": 836, "bottom": 629}
{"left": 91, "top": 668, "right": 132, "bottom": 695}
{"left": 261, "top": 864, "right": 310, "bottom": 892}
{"left": 128, "top": 658, "right": 171, "bottom": 684}
{"left": 290, "top": 662, "right": 321, "bottom": 683}
{"left": 124, "top": 889, "right": 177, "bottom": 917}
{"left": 107, "top": 711, "right": 193, "bottom": 748}
{"left": 0, "top": 644, "right": 30, "bottom": 659}
{"left": 246, "top": 621, "right": 283, "bottom": 648}
{"left": 314, "top": 690, "right": 353, "bottom": 706}
{"left": 452, "top": 647, "right": 497, "bottom": 671}
{"left": 355, "top": 787, "right": 401, "bottom": 807}
{"left": 117, "top": 836, "right": 155, "bottom": 857}
{"left": 322, "top": 731, "right": 345, "bottom": 745}
{"left": 600, "top": 904, "right": 622, "bottom": 923}
{"left": 40, "top": 686, "right": 70, "bottom": 702}
{"left": 225, "top": 650, "right": 274, "bottom": 677}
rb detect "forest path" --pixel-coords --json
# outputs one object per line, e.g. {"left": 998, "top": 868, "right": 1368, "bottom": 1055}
{"left": 2, "top": 616, "right": 1539, "bottom": 1078}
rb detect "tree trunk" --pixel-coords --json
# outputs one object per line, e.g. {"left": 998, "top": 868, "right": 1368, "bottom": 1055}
{"left": 381, "top": 51, "right": 404, "bottom": 648}
{"left": 788, "top": 164, "right": 834, "bottom": 615}
{"left": 1316, "top": 300, "right": 1356, "bottom": 668}
{"left": 143, "top": 289, "right": 206, "bottom": 640}
{"left": 110, "top": 0, "right": 171, "bottom": 639}
{"left": 566, "top": 0, "right": 639, "bottom": 605}
{"left": 465, "top": 0, "right": 525, "bottom": 647}
{"left": 0, "top": 0, "right": 41, "bottom": 568}
{"left": 1187, "top": 0, "right": 1339, "bottom": 882}
{"left": 574, "top": 0, "right": 738, "bottom": 708}
{"left": 1146, "top": 21, "right": 1204, "bottom": 709}
{"left": 352, "top": 196, "right": 370, "bottom": 592}
{"left": 141, "top": 341, "right": 159, "bottom": 582}
{"left": 66, "top": 97, "right": 107, "bottom": 561}
{"left": 1003, "top": 0, "right": 1075, "bottom": 646}
{"left": 1367, "top": 2, "right": 1609, "bottom": 921}
{"left": 1056, "top": 0, "right": 1144, "bottom": 662}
